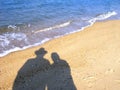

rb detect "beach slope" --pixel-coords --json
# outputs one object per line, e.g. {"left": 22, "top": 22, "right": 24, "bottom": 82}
{"left": 0, "top": 20, "right": 120, "bottom": 90}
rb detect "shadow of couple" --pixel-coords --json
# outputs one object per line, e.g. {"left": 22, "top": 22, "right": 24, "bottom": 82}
{"left": 13, "top": 48, "right": 76, "bottom": 90}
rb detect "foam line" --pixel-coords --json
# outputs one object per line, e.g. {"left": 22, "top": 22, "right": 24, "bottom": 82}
{"left": 34, "top": 21, "right": 71, "bottom": 33}
{"left": 0, "top": 11, "right": 117, "bottom": 57}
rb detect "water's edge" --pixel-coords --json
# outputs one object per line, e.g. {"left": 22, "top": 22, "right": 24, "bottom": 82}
{"left": 0, "top": 11, "right": 117, "bottom": 57}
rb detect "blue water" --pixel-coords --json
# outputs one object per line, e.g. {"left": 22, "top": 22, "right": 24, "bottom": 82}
{"left": 0, "top": 0, "right": 120, "bottom": 57}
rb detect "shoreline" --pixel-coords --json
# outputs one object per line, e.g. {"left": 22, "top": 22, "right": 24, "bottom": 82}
{"left": 0, "top": 11, "right": 117, "bottom": 57}
{"left": 0, "top": 20, "right": 120, "bottom": 90}
{"left": 0, "top": 18, "right": 116, "bottom": 58}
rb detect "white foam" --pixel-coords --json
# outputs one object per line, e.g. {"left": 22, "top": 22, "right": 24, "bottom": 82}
{"left": 54, "top": 11, "right": 117, "bottom": 37}
{"left": 89, "top": 11, "right": 117, "bottom": 25}
{"left": 8, "top": 25, "right": 17, "bottom": 29}
{"left": 69, "top": 11, "right": 117, "bottom": 34}
{"left": 0, "top": 38, "right": 51, "bottom": 57}
{"left": 0, "top": 33, "right": 27, "bottom": 47}
{"left": 0, "top": 11, "right": 117, "bottom": 57}
{"left": 34, "top": 21, "right": 71, "bottom": 33}
{"left": 10, "top": 33, "right": 27, "bottom": 41}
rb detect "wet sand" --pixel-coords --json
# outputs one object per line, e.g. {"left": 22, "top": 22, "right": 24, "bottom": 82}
{"left": 0, "top": 20, "right": 120, "bottom": 90}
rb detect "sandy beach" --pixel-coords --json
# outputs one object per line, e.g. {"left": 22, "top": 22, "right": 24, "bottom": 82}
{"left": 0, "top": 20, "right": 120, "bottom": 90}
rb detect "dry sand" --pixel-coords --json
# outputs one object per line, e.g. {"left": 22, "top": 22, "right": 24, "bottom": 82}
{"left": 0, "top": 20, "right": 120, "bottom": 90}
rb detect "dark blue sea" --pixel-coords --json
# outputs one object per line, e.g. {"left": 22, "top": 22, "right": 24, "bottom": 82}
{"left": 0, "top": 0, "right": 120, "bottom": 57}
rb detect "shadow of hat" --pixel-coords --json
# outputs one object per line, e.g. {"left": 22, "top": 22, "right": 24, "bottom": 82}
{"left": 35, "top": 48, "right": 47, "bottom": 55}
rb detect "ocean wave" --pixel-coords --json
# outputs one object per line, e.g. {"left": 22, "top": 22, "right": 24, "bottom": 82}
{"left": 56, "top": 11, "right": 118, "bottom": 37}
{"left": 0, "top": 33, "right": 27, "bottom": 47}
{"left": 0, "top": 11, "right": 117, "bottom": 57}
{"left": 89, "top": 11, "right": 117, "bottom": 24}
{"left": 0, "top": 38, "right": 51, "bottom": 57}
{"left": 34, "top": 21, "right": 72, "bottom": 33}
{"left": 0, "top": 35, "right": 10, "bottom": 47}
{"left": 8, "top": 25, "right": 17, "bottom": 29}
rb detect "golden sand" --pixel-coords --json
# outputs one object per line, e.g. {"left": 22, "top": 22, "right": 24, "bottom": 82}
{"left": 0, "top": 20, "right": 120, "bottom": 90}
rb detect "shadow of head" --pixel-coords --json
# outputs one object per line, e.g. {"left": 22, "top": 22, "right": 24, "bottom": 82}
{"left": 35, "top": 48, "right": 47, "bottom": 57}
{"left": 51, "top": 52, "right": 61, "bottom": 63}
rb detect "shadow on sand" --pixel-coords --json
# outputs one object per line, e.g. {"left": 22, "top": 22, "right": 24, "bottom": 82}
{"left": 13, "top": 48, "right": 76, "bottom": 90}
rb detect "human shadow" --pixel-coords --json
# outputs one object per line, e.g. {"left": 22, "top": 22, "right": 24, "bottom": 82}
{"left": 13, "top": 49, "right": 76, "bottom": 90}
{"left": 47, "top": 52, "right": 76, "bottom": 90}
{"left": 13, "top": 48, "right": 51, "bottom": 90}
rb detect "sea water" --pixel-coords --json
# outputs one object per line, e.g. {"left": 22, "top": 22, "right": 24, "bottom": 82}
{"left": 0, "top": 0, "right": 120, "bottom": 57}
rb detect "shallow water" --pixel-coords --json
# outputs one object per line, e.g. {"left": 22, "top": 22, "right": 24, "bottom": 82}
{"left": 0, "top": 0, "right": 120, "bottom": 57}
